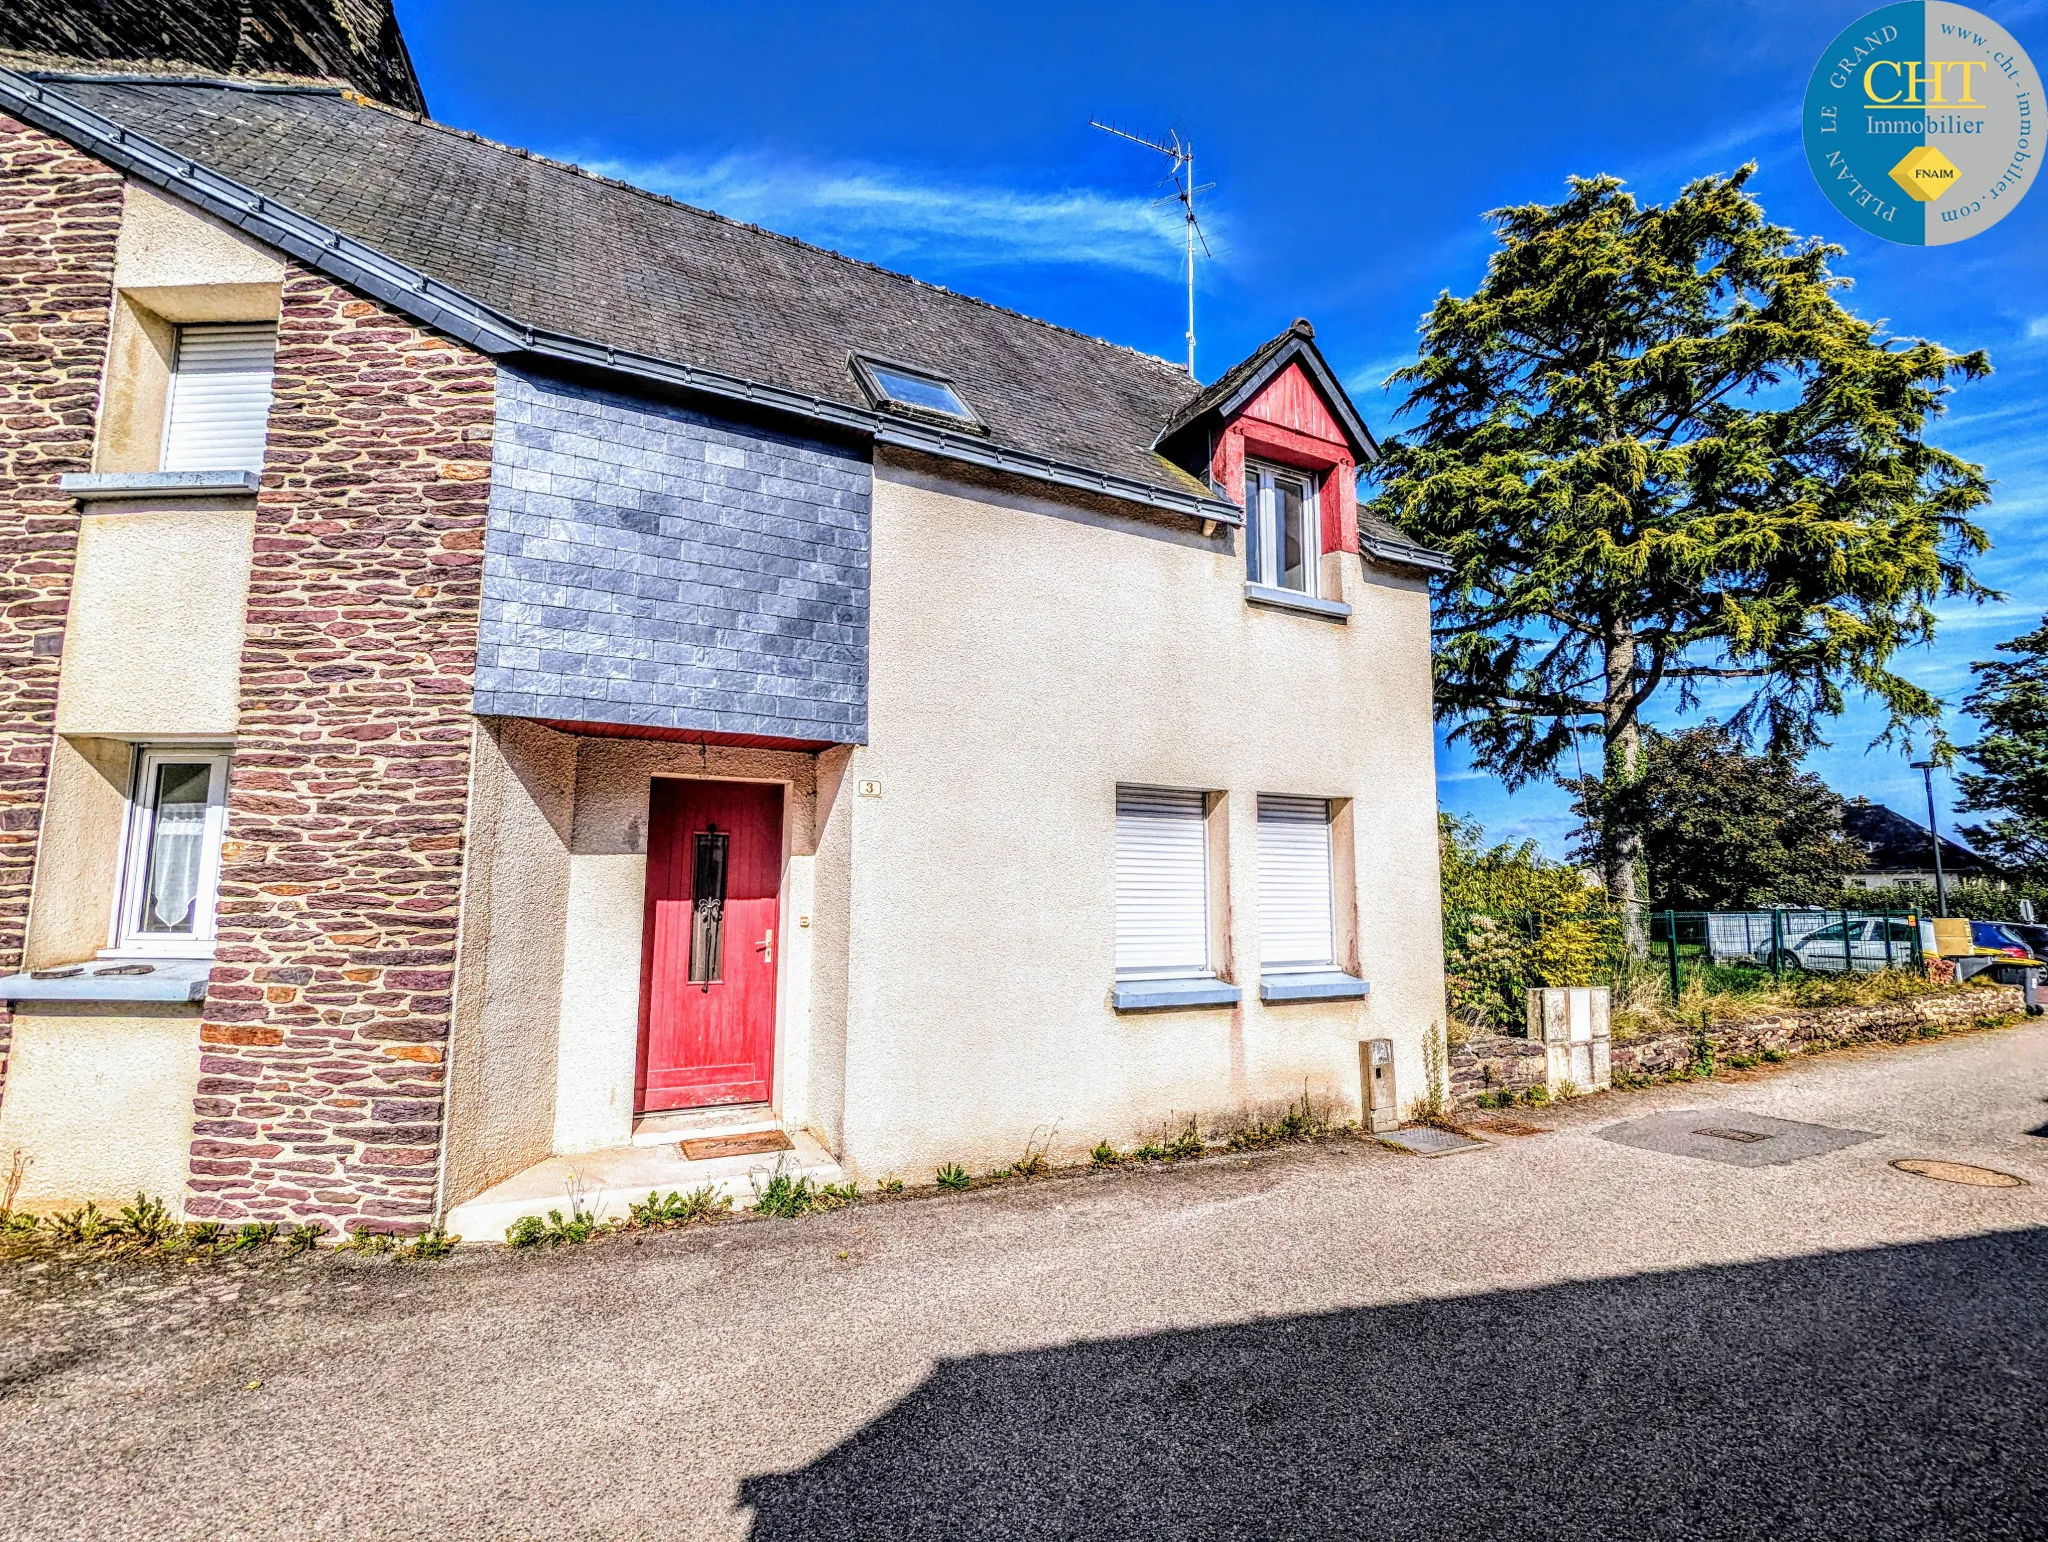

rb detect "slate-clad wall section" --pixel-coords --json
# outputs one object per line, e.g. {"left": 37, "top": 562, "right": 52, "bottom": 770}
{"left": 474, "top": 367, "right": 870, "bottom": 743}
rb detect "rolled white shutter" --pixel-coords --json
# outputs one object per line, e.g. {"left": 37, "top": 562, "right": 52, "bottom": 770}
{"left": 1258, "top": 795, "right": 1334, "bottom": 968}
{"left": 161, "top": 323, "right": 278, "bottom": 472}
{"left": 1115, "top": 786, "right": 1209, "bottom": 976}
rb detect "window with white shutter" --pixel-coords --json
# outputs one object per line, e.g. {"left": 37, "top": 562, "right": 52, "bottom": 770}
{"left": 160, "top": 323, "right": 278, "bottom": 472}
{"left": 1115, "top": 786, "right": 1210, "bottom": 978}
{"left": 1257, "top": 795, "right": 1335, "bottom": 970}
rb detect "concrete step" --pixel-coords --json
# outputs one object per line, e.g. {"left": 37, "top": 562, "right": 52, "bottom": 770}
{"left": 444, "top": 1128, "right": 843, "bottom": 1244}
{"left": 629, "top": 1103, "right": 779, "bottom": 1147}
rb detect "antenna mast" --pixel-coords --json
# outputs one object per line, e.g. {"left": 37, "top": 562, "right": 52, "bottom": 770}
{"left": 1090, "top": 118, "right": 1212, "bottom": 378}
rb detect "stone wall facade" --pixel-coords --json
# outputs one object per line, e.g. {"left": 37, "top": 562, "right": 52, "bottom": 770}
{"left": 189, "top": 267, "right": 495, "bottom": 1234}
{"left": 1452, "top": 983, "right": 2028, "bottom": 1110}
{"left": 0, "top": 115, "right": 123, "bottom": 1116}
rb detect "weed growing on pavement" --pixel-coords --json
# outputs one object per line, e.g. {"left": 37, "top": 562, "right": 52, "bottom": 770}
{"left": 1130, "top": 1141, "right": 1168, "bottom": 1162}
{"left": 1090, "top": 1141, "right": 1122, "bottom": 1167}
{"left": 179, "top": 1220, "right": 226, "bottom": 1254}
{"left": 814, "top": 1182, "right": 859, "bottom": 1210}
{"left": 1005, "top": 1127, "right": 1056, "bottom": 1179}
{"left": 1223, "top": 1089, "right": 1333, "bottom": 1152}
{"left": 116, "top": 1193, "right": 177, "bottom": 1247}
{"left": 285, "top": 1222, "right": 325, "bottom": 1255}
{"left": 48, "top": 1201, "right": 111, "bottom": 1246}
{"left": 399, "top": 1226, "right": 458, "bottom": 1261}
{"left": 935, "top": 1162, "right": 970, "bottom": 1192}
{"left": 1416, "top": 1025, "right": 1453, "bottom": 1127}
{"left": 753, "top": 1162, "right": 820, "bottom": 1218}
{"left": 1163, "top": 1117, "right": 1207, "bottom": 1162}
{"left": 872, "top": 1178, "right": 904, "bottom": 1198}
{"left": 628, "top": 1185, "right": 732, "bottom": 1228}
{"left": 0, "top": 1149, "right": 26, "bottom": 1225}
{"left": 226, "top": 1222, "right": 280, "bottom": 1253}
{"left": 340, "top": 1228, "right": 395, "bottom": 1255}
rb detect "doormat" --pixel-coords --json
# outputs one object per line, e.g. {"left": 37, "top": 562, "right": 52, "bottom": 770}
{"left": 681, "top": 1130, "right": 792, "bottom": 1161}
{"left": 1600, "top": 1109, "right": 1873, "bottom": 1168}
{"left": 1376, "top": 1126, "right": 1487, "bottom": 1158}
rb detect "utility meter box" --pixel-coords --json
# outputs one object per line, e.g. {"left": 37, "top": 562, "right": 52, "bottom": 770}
{"left": 1361, "top": 1038, "right": 1397, "bottom": 1132}
{"left": 1527, "top": 987, "right": 1612, "bottom": 1094}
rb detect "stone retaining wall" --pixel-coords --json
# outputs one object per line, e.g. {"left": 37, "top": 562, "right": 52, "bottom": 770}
{"left": 1451, "top": 984, "right": 2027, "bottom": 1109}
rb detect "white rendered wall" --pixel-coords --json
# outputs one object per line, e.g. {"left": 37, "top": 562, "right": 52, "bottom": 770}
{"left": 831, "top": 451, "right": 1447, "bottom": 1181}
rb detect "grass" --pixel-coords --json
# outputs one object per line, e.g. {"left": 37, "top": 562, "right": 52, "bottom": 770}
{"left": 753, "top": 1163, "right": 821, "bottom": 1218}
{"left": 1609, "top": 963, "right": 1952, "bottom": 1041}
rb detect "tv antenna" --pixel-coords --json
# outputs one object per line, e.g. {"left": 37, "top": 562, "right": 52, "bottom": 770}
{"left": 1090, "top": 118, "right": 1212, "bottom": 378}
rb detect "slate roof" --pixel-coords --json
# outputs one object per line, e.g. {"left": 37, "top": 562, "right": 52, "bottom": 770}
{"left": 0, "top": 0, "right": 424, "bottom": 113}
{"left": 16, "top": 72, "right": 1229, "bottom": 511}
{"left": 1842, "top": 800, "right": 1998, "bottom": 876}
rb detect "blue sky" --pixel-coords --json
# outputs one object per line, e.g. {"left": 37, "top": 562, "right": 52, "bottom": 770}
{"left": 397, "top": 0, "right": 2047, "bottom": 857}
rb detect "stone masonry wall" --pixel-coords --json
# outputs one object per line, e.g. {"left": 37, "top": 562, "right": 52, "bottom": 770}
{"left": 190, "top": 266, "right": 494, "bottom": 1234}
{"left": 1452, "top": 982, "right": 2028, "bottom": 1109}
{"left": 0, "top": 115, "right": 123, "bottom": 1117}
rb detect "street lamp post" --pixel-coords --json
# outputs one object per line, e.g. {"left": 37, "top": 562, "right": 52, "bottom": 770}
{"left": 1909, "top": 760, "right": 1948, "bottom": 918}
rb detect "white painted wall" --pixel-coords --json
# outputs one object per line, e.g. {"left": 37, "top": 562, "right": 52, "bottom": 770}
{"left": 0, "top": 1006, "right": 203, "bottom": 1214}
{"left": 826, "top": 452, "right": 1446, "bottom": 1181}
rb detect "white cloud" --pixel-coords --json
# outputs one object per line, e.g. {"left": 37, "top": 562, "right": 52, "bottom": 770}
{"left": 549, "top": 146, "right": 1202, "bottom": 279}
{"left": 2027, "top": 317, "right": 2048, "bottom": 340}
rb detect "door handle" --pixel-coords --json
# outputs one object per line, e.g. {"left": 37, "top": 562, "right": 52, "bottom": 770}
{"left": 756, "top": 927, "right": 773, "bottom": 965}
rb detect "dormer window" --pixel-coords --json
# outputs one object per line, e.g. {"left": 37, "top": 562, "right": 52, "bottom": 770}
{"left": 850, "top": 355, "right": 980, "bottom": 428}
{"left": 1244, "top": 461, "right": 1319, "bottom": 596}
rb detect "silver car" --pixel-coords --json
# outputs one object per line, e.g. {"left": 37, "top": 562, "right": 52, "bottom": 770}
{"left": 1783, "top": 916, "right": 1922, "bottom": 973}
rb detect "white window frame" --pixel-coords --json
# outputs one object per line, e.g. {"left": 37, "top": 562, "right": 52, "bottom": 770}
{"left": 106, "top": 744, "right": 233, "bottom": 958}
{"left": 1256, "top": 795, "right": 1337, "bottom": 972}
{"left": 1114, "top": 785, "right": 1214, "bottom": 980}
{"left": 1243, "top": 461, "right": 1321, "bottom": 597}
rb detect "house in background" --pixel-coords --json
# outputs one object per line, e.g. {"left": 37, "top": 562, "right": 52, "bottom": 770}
{"left": 1840, "top": 800, "right": 2000, "bottom": 893}
{"left": 0, "top": 4, "right": 1447, "bottom": 1237}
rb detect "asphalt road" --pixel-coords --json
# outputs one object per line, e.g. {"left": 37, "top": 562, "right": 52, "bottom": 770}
{"left": 5, "top": 1023, "right": 2047, "bottom": 1541}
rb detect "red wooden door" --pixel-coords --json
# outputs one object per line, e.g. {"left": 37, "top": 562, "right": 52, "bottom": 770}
{"left": 637, "top": 779, "right": 783, "bottom": 1113}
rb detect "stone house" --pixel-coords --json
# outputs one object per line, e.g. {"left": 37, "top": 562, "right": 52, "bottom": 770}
{"left": 0, "top": 56, "right": 1447, "bottom": 1237}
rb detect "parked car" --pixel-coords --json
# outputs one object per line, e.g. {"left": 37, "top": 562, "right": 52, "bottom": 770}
{"left": 1778, "top": 915, "right": 1923, "bottom": 974}
{"left": 2000, "top": 921, "right": 2048, "bottom": 961}
{"left": 1972, "top": 920, "right": 2041, "bottom": 960}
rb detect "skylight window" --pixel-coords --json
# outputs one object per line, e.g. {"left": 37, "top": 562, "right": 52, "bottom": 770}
{"left": 851, "top": 355, "right": 980, "bottom": 427}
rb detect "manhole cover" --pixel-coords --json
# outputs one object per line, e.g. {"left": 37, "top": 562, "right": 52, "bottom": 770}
{"left": 1891, "top": 1159, "right": 2028, "bottom": 1188}
{"left": 1695, "top": 1127, "right": 1772, "bottom": 1144}
{"left": 1377, "top": 1126, "right": 1486, "bottom": 1158}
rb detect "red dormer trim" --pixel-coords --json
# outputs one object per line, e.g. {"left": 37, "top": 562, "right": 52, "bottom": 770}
{"left": 1209, "top": 362, "right": 1359, "bottom": 555}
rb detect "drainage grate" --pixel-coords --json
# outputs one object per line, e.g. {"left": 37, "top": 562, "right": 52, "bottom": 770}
{"left": 1891, "top": 1158, "right": 2028, "bottom": 1188}
{"left": 1695, "top": 1127, "right": 1772, "bottom": 1144}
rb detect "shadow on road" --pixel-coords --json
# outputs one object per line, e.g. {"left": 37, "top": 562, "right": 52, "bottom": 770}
{"left": 740, "top": 1228, "right": 2048, "bottom": 1540}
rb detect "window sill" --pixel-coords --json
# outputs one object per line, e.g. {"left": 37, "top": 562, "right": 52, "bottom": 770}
{"left": 1244, "top": 584, "right": 1351, "bottom": 622}
{"left": 60, "top": 470, "right": 261, "bottom": 502}
{"left": 1112, "top": 976, "right": 1242, "bottom": 1012}
{"left": 0, "top": 958, "right": 212, "bottom": 1004}
{"left": 1259, "top": 970, "right": 1370, "bottom": 1003}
